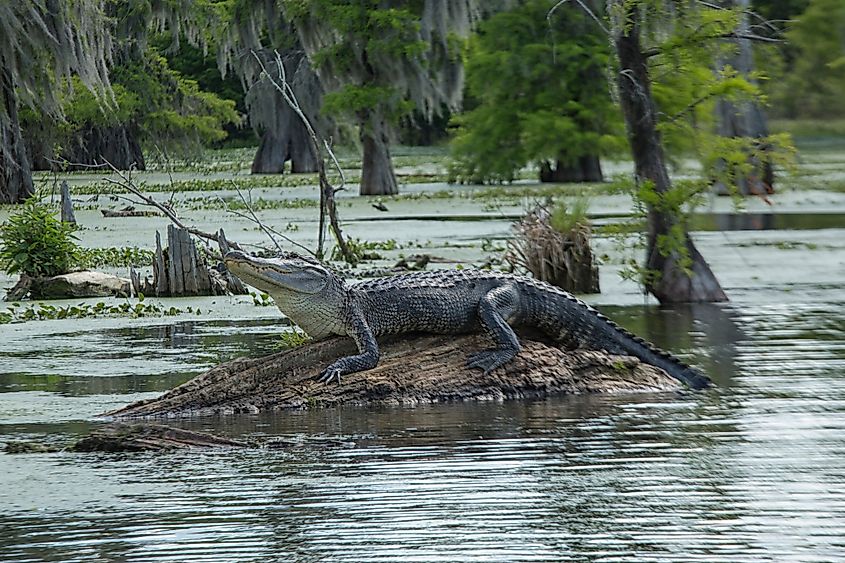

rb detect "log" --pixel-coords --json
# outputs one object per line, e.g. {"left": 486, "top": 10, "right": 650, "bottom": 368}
{"left": 105, "top": 334, "right": 681, "bottom": 419}
{"left": 72, "top": 423, "right": 246, "bottom": 452}
{"left": 100, "top": 208, "right": 158, "bottom": 218}
{"left": 4, "top": 423, "right": 354, "bottom": 453}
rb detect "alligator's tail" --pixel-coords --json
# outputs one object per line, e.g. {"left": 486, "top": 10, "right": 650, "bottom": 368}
{"left": 591, "top": 312, "right": 710, "bottom": 389}
{"left": 546, "top": 291, "right": 712, "bottom": 389}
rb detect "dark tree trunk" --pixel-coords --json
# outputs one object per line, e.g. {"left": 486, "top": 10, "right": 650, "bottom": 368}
{"left": 62, "top": 124, "right": 144, "bottom": 171}
{"left": 714, "top": 0, "right": 774, "bottom": 196}
{"left": 251, "top": 131, "right": 287, "bottom": 174}
{"left": 0, "top": 65, "right": 34, "bottom": 203}
{"left": 248, "top": 51, "right": 322, "bottom": 175}
{"left": 539, "top": 155, "right": 604, "bottom": 183}
{"left": 359, "top": 113, "right": 398, "bottom": 196}
{"left": 613, "top": 4, "right": 727, "bottom": 304}
{"left": 250, "top": 108, "right": 319, "bottom": 174}
{"left": 28, "top": 123, "right": 145, "bottom": 172}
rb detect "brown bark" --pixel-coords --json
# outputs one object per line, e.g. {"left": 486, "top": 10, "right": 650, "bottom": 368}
{"left": 359, "top": 113, "right": 399, "bottom": 196}
{"left": 0, "top": 64, "right": 34, "bottom": 203}
{"left": 613, "top": 4, "right": 727, "bottom": 303}
{"left": 539, "top": 155, "right": 604, "bottom": 183}
{"left": 105, "top": 333, "right": 679, "bottom": 419}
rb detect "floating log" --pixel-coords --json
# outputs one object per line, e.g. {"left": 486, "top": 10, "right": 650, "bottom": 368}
{"left": 106, "top": 333, "right": 681, "bottom": 419}
{"left": 72, "top": 423, "right": 247, "bottom": 452}
{"left": 3, "top": 424, "right": 356, "bottom": 454}
{"left": 101, "top": 206, "right": 159, "bottom": 218}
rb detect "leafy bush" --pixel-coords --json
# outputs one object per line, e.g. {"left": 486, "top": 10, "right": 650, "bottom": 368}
{"left": 0, "top": 199, "right": 80, "bottom": 278}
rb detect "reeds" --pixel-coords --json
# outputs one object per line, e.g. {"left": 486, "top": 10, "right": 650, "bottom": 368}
{"left": 506, "top": 201, "right": 600, "bottom": 294}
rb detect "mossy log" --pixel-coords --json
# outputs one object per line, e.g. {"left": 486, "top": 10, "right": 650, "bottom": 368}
{"left": 106, "top": 334, "right": 680, "bottom": 419}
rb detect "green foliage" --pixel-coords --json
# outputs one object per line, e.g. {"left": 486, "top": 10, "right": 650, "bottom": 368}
{"left": 549, "top": 197, "right": 591, "bottom": 235}
{"left": 274, "top": 328, "right": 312, "bottom": 349}
{"left": 330, "top": 238, "right": 399, "bottom": 263}
{"left": 769, "top": 0, "right": 845, "bottom": 118}
{"left": 112, "top": 50, "right": 240, "bottom": 153}
{"left": 644, "top": 3, "right": 797, "bottom": 187}
{"left": 0, "top": 198, "right": 80, "bottom": 277}
{"left": 22, "top": 48, "right": 239, "bottom": 161}
{"left": 284, "top": 1, "right": 427, "bottom": 125}
{"left": 449, "top": 0, "right": 624, "bottom": 184}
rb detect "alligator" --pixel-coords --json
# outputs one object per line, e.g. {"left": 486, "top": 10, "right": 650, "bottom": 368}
{"left": 224, "top": 250, "right": 711, "bottom": 389}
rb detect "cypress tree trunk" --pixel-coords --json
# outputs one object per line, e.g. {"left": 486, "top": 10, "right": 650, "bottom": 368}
{"left": 714, "top": 0, "right": 774, "bottom": 196}
{"left": 0, "top": 65, "right": 34, "bottom": 203}
{"left": 359, "top": 113, "right": 398, "bottom": 196}
{"left": 539, "top": 155, "right": 604, "bottom": 182}
{"left": 251, "top": 131, "right": 287, "bottom": 174}
{"left": 613, "top": 5, "right": 727, "bottom": 304}
{"left": 250, "top": 107, "right": 319, "bottom": 174}
{"left": 60, "top": 124, "right": 145, "bottom": 171}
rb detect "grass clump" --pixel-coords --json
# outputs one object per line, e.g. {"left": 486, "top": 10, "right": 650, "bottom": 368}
{"left": 506, "top": 198, "right": 599, "bottom": 294}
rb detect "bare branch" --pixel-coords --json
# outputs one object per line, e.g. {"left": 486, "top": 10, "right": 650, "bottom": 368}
{"left": 250, "top": 49, "right": 357, "bottom": 264}
{"left": 99, "top": 158, "right": 241, "bottom": 250}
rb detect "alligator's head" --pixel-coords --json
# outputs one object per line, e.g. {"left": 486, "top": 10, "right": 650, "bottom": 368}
{"left": 224, "top": 250, "right": 347, "bottom": 336}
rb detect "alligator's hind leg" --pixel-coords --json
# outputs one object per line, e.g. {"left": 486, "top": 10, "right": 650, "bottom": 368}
{"left": 466, "top": 284, "right": 522, "bottom": 374}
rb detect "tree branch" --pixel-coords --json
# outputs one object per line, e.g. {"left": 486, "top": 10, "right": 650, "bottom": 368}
{"left": 99, "top": 159, "right": 242, "bottom": 251}
{"left": 250, "top": 49, "right": 357, "bottom": 264}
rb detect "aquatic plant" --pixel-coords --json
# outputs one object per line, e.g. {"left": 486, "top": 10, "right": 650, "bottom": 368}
{"left": 506, "top": 200, "right": 599, "bottom": 294}
{"left": 0, "top": 296, "right": 202, "bottom": 325}
{"left": 75, "top": 247, "right": 155, "bottom": 269}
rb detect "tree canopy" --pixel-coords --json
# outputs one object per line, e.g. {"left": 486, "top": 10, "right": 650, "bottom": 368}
{"left": 449, "top": 0, "right": 624, "bottom": 184}
{"left": 0, "top": 0, "right": 113, "bottom": 202}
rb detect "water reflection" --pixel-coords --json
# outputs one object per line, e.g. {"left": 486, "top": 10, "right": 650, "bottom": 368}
{"left": 1, "top": 303, "right": 844, "bottom": 561}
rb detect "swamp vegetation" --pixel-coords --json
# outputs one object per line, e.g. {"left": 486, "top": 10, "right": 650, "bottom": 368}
{"left": 1, "top": 0, "right": 845, "bottom": 560}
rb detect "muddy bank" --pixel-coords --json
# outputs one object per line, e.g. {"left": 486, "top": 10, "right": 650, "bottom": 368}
{"left": 107, "top": 334, "right": 680, "bottom": 418}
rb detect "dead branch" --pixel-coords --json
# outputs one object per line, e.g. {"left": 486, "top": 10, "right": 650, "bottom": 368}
{"left": 250, "top": 49, "right": 357, "bottom": 264}
{"left": 219, "top": 182, "right": 315, "bottom": 256}
{"left": 100, "top": 159, "right": 242, "bottom": 251}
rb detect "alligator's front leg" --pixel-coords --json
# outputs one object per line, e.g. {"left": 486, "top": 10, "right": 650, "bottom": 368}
{"left": 466, "top": 284, "right": 522, "bottom": 374}
{"left": 317, "top": 307, "right": 379, "bottom": 384}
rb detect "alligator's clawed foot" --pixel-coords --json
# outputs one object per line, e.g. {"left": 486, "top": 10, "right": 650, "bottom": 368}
{"left": 466, "top": 349, "right": 514, "bottom": 375}
{"left": 317, "top": 367, "right": 342, "bottom": 385}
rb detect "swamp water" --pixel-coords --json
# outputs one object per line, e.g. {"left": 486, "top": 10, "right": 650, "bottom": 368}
{"left": 1, "top": 192, "right": 845, "bottom": 560}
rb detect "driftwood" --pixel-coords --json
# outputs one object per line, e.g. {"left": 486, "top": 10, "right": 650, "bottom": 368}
{"left": 106, "top": 334, "right": 680, "bottom": 419}
{"left": 73, "top": 423, "right": 247, "bottom": 451}
{"left": 3, "top": 424, "right": 247, "bottom": 453}
{"left": 5, "top": 271, "right": 131, "bottom": 300}
{"left": 4, "top": 424, "right": 360, "bottom": 453}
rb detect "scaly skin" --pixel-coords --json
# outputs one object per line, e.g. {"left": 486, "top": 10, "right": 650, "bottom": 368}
{"left": 224, "top": 250, "right": 711, "bottom": 389}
